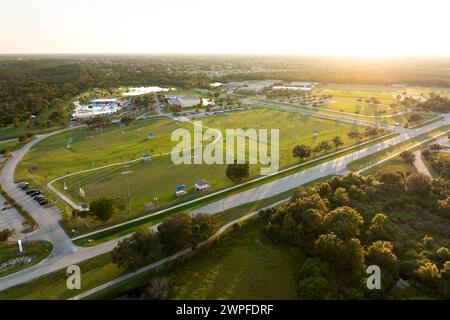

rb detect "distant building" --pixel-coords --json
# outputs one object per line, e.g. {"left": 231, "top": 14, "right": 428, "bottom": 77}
{"left": 72, "top": 98, "right": 121, "bottom": 119}
{"left": 237, "top": 80, "right": 281, "bottom": 92}
{"left": 273, "top": 82, "right": 316, "bottom": 92}
{"left": 166, "top": 95, "right": 201, "bottom": 108}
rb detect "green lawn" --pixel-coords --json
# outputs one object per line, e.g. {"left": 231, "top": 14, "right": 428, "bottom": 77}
{"left": 0, "top": 139, "right": 27, "bottom": 152}
{"left": 0, "top": 241, "right": 53, "bottom": 278}
{"left": 311, "top": 85, "right": 398, "bottom": 105}
{"left": 362, "top": 156, "right": 417, "bottom": 176}
{"left": 166, "top": 220, "right": 300, "bottom": 300}
{"left": 17, "top": 109, "right": 369, "bottom": 225}
{"left": 252, "top": 98, "right": 436, "bottom": 126}
{"left": 0, "top": 252, "right": 123, "bottom": 300}
{"left": 321, "top": 101, "right": 403, "bottom": 116}
{"left": 90, "top": 220, "right": 300, "bottom": 300}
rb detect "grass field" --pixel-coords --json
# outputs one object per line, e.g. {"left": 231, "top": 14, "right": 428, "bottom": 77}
{"left": 311, "top": 84, "right": 398, "bottom": 105}
{"left": 252, "top": 98, "right": 437, "bottom": 126}
{"left": 167, "top": 220, "right": 299, "bottom": 300}
{"left": 25, "top": 109, "right": 372, "bottom": 228}
{"left": 321, "top": 101, "right": 403, "bottom": 116}
{"left": 362, "top": 156, "right": 417, "bottom": 176}
{"left": 89, "top": 220, "right": 300, "bottom": 300}
{"left": 0, "top": 241, "right": 52, "bottom": 278}
{"left": 0, "top": 252, "right": 123, "bottom": 300}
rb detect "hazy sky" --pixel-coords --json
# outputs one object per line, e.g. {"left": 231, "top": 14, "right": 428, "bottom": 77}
{"left": 1, "top": 0, "right": 449, "bottom": 56}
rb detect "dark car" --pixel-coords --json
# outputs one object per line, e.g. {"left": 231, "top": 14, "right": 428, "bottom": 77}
{"left": 34, "top": 195, "right": 46, "bottom": 201}
{"left": 29, "top": 190, "right": 41, "bottom": 196}
{"left": 38, "top": 199, "right": 48, "bottom": 205}
{"left": 20, "top": 185, "right": 30, "bottom": 190}
{"left": 25, "top": 189, "right": 38, "bottom": 195}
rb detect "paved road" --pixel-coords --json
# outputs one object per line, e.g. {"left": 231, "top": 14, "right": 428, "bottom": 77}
{"left": 0, "top": 128, "right": 86, "bottom": 270}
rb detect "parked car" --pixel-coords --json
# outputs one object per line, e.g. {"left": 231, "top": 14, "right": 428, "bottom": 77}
{"left": 29, "top": 190, "right": 41, "bottom": 197}
{"left": 38, "top": 199, "right": 48, "bottom": 205}
{"left": 34, "top": 195, "right": 46, "bottom": 201}
{"left": 25, "top": 189, "right": 38, "bottom": 195}
{"left": 17, "top": 182, "right": 29, "bottom": 188}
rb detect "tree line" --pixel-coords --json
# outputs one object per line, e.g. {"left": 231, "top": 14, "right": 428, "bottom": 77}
{"left": 258, "top": 172, "right": 450, "bottom": 299}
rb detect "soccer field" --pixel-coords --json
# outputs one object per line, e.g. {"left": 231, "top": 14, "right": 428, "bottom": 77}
{"left": 18, "top": 108, "right": 382, "bottom": 230}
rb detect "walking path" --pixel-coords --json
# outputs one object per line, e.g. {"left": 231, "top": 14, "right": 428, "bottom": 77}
{"left": 412, "top": 150, "right": 432, "bottom": 178}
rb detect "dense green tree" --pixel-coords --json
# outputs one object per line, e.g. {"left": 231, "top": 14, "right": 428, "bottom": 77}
{"left": 158, "top": 213, "right": 193, "bottom": 253}
{"left": 406, "top": 173, "right": 432, "bottom": 194}
{"left": 89, "top": 197, "right": 116, "bottom": 221}
{"left": 112, "top": 229, "right": 162, "bottom": 270}
{"left": 191, "top": 214, "right": 218, "bottom": 246}
{"left": 400, "top": 150, "right": 415, "bottom": 164}
{"left": 292, "top": 144, "right": 311, "bottom": 161}
{"left": 226, "top": 161, "right": 250, "bottom": 182}
{"left": 322, "top": 206, "right": 364, "bottom": 240}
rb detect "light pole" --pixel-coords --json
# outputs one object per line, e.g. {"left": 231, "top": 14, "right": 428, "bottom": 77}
{"left": 153, "top": 194, "right": 158, "bottom": 208}
{"left": 121, "top": 171, "right": 133, "bottom": 215}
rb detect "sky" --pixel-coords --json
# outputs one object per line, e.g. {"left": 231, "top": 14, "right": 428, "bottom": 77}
{"left": 0, "top": 0, "right": 449, "bottom": 56}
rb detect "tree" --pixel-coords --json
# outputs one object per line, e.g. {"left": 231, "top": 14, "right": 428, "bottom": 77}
{"left": 430, "top": 143, "right": 442, "bottom": 152}
{"left": 292, "top": 144, "right": 311, "bottom": 161}
{"left": 367, "top": 213, "right": 389, "bottom": 241}
{"left": 377, "top": 171, "right": 405, "bottom": 192}
{"left": 332, "top": 136, "right": 344, "bottom": 149}
{"left": 191, "top": 214, "right": 218, "bottom": 246}
{"left": 297, "top": 258, "right": 338, "bottom": 299}
{"left": 348, "top": 131, "right": 362, "bottom": 143}
{"left": 322, "top": 206, "right": 364, "bottom": 240}
{"left": 226, "top": 161, "right": 250, "bottom": 182}
{"left": 112, "top": 229, "right": 162, "bottom": 270}
{"left": 0, "top": 229, "right": 13, "bottom": 242}
{"left": 89, "top": 197, "right": 115, "bottom": 221}
{"left": 365, "top": 241, "right": 398, "bottom": 270}
{"left": 314, "top": 234, "right": 365, "bottom": 287}
{"left": 157, "top": 213, "right": 193, "bottom": 253}
{"left": 436, "top": 247, "right": 450, "bottom": 263}
{"left": 332, "top": 187, "right": 349, "bottom": 207}
{"left": 406, "top": 173, "right": 432, "bottom": 194}
{"left": 318, "top": 140, "right": 333, "bottom": 153}
{"left": 62, "top": 207, "right": 73, "bottom": 222}
{"left": 421, "top": 148, "right": 432, "bottom": 160}
{"left": 408, "top": 113, "right": 422, "bottom": 123}
{"left": 399, "top": 150, "right": 416, "bottom": 164}
{"left": 365, "top": 241, "right": 398, "bottom": 292}
{"left": 416, "top": 261, "right": 441, "bottom": 290}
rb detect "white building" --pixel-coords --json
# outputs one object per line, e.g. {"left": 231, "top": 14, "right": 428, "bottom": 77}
{"left": 272, "top": 82, "right": 316, "bottom": 92}
{"left": 166, "top": 95, "right": 201, "bottom": 108}
{"left": 72, "top": 99, "right": 121, "bottom": 119}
